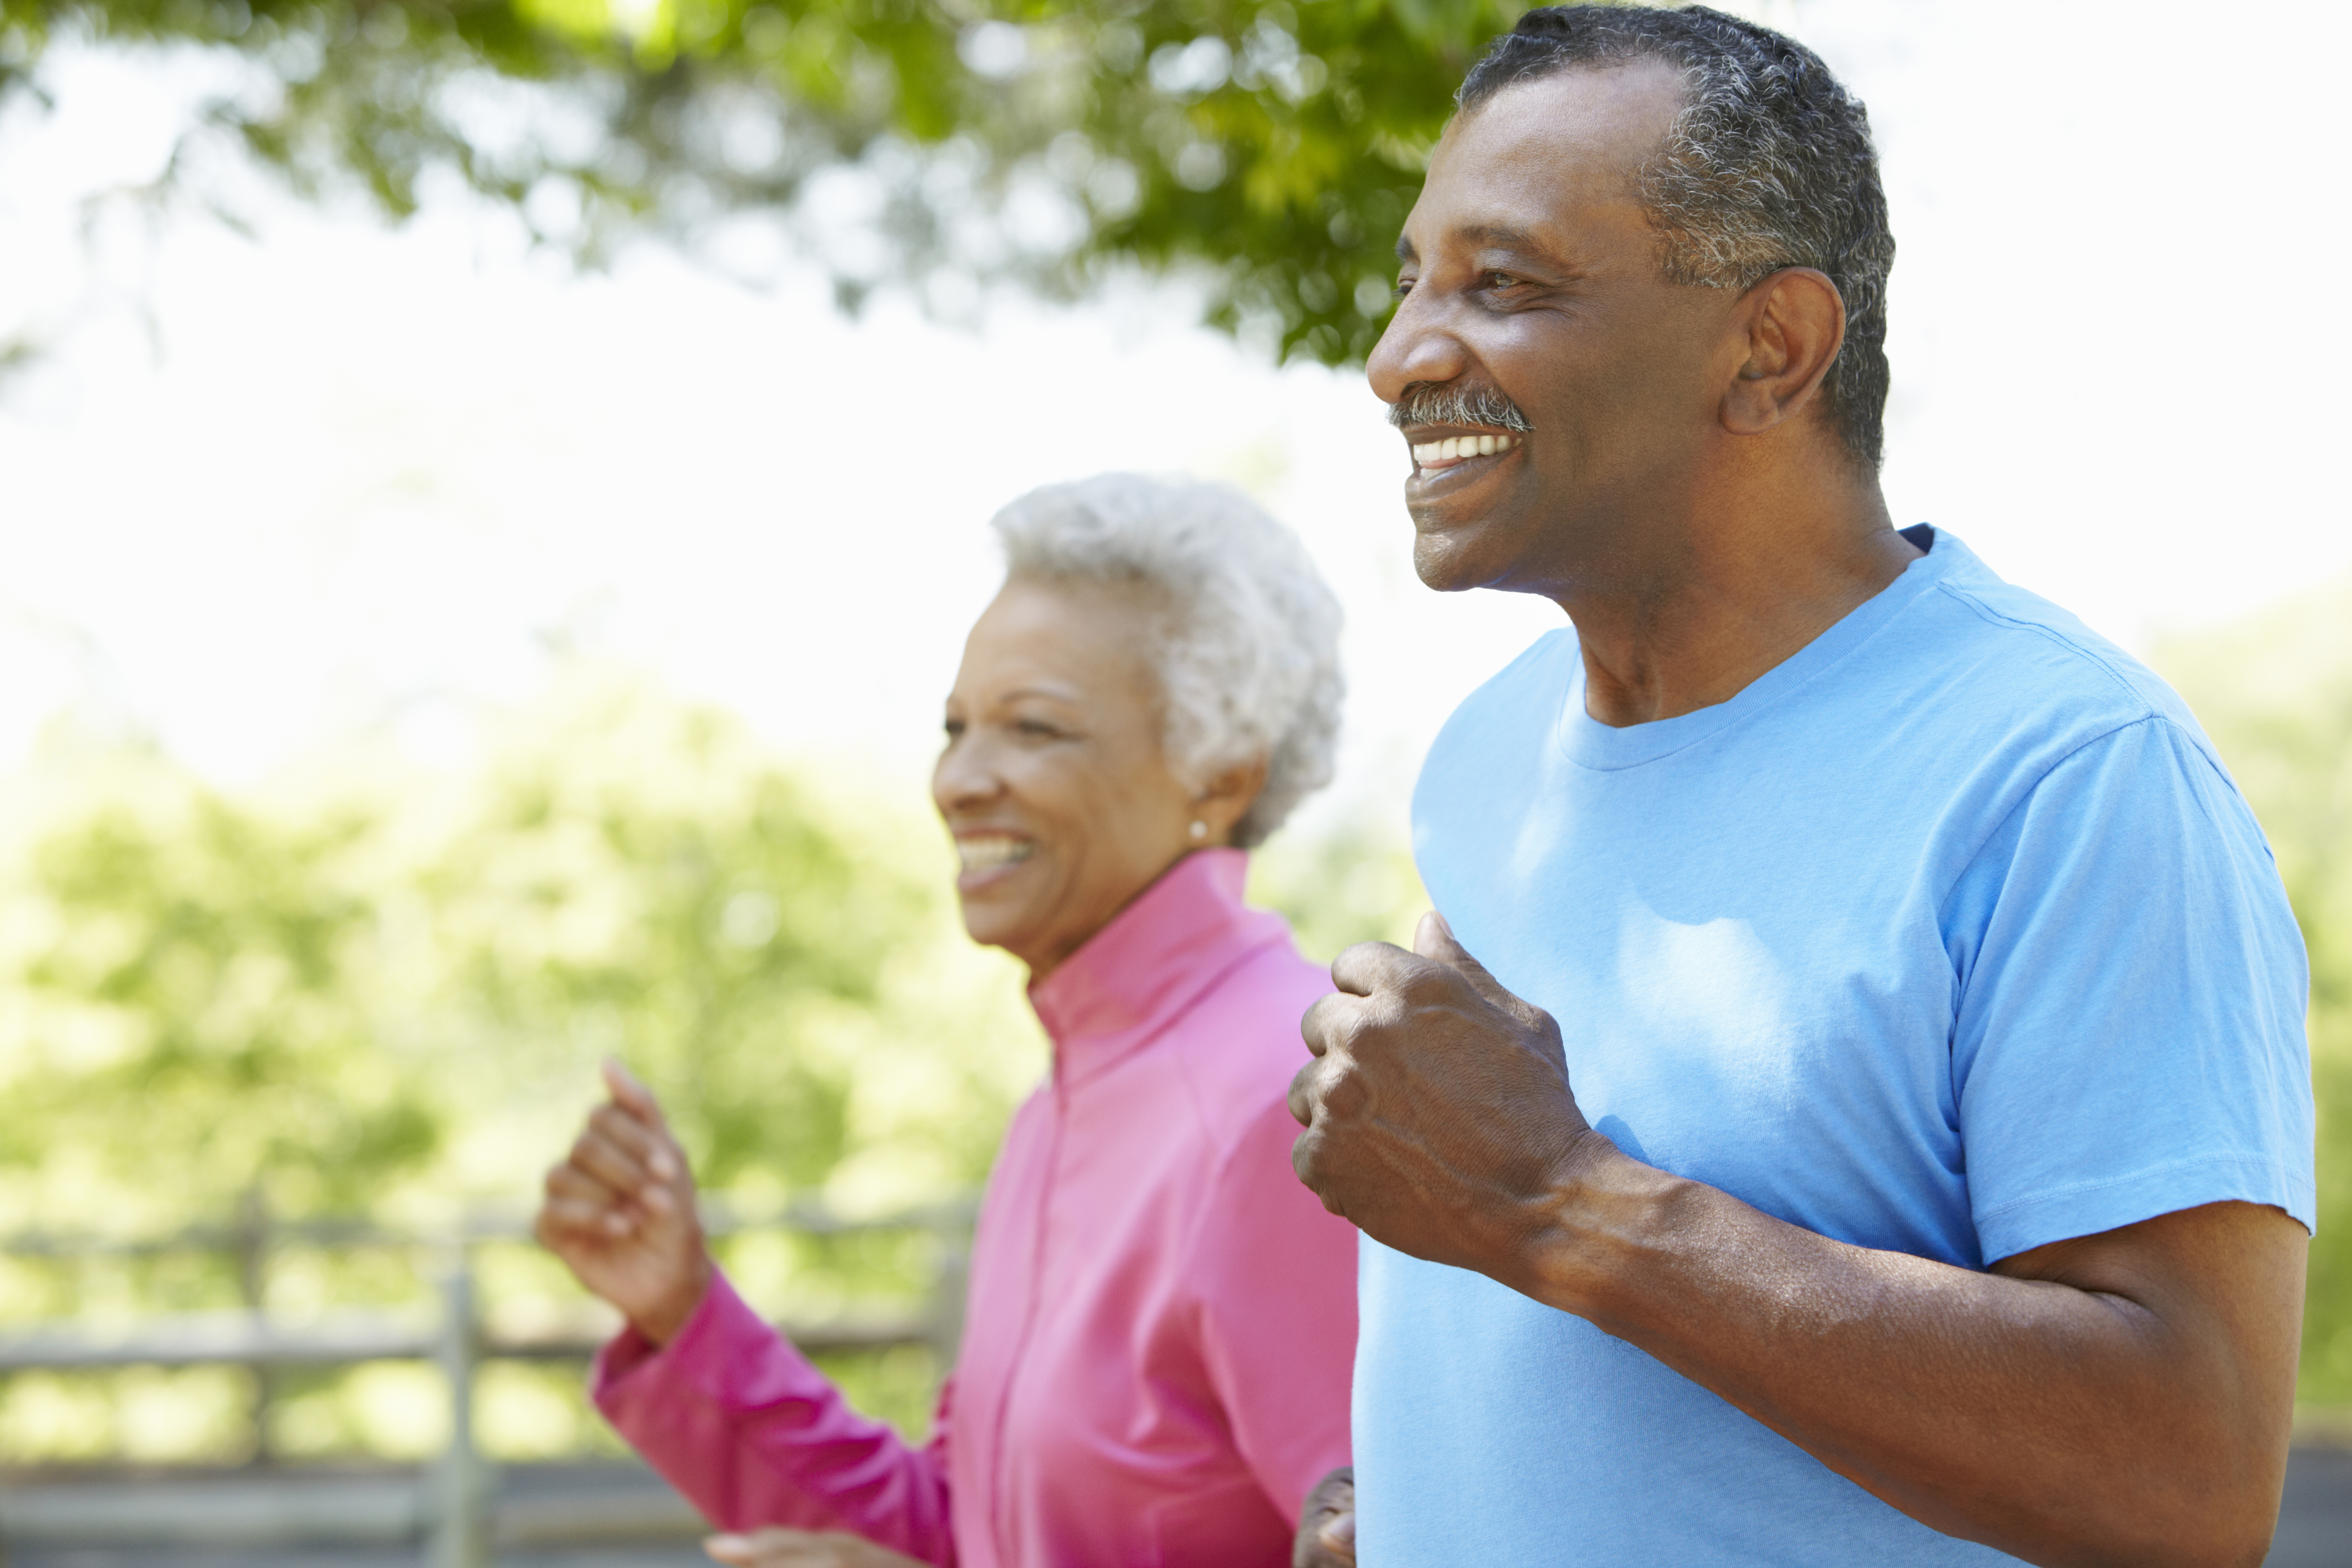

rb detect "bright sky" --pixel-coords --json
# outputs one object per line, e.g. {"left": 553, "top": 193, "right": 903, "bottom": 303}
{"left": 3, "top": 0, "right": 2346, "bottom": 832}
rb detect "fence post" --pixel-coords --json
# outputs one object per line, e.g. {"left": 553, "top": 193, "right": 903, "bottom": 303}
{"left": 234, "top": 1185, "right": 274, "bottom": 1465}
{"left": 926, "top": 1223, "right": 969, "bottom": 1371}
{"left": 426, "top": 1262, "right": 489, "bottom": 1568}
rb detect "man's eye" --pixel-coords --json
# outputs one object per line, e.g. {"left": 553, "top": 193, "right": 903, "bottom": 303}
{"left": 1484, "top": 271, "right": 1522, "bottom": 289}
{"left": 942, "top": 719, "right": 965, "bottom": 740}
{"left": 1393, "top": 277, "right": 1416, "bottom": 299}
{"left": 1015, "top": 720, "right": 1060, "bottom": 739}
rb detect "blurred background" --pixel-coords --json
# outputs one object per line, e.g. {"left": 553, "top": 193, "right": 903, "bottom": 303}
{"left": 0, "top": 0, "right": 2347, "bottom": 1561}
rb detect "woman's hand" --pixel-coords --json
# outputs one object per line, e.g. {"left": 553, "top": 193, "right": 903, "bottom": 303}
{"left": 1293, "top": 1466, "right": 1356, "bottom": 1567}
{"left": 532, "top": 1057, "right": 711, "bottom": 1344}
{"left": 705, "top": 1529, "right": 933, "bottom": 1567}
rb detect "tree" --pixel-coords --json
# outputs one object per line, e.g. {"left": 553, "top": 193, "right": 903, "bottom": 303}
{"left": 414, "top": 674, "right": 1034, "bottom": 1204}
{"left": 0, "top": 677, "right": 1045, "bottom": 1458}
{"left": 3, "top": 774, "right": 438, "bottom": 1229}
{"left": 0, "top": 673, "right": 1036, "bottom": 1238}
{"left": 2, "top": 0, "right": 1526, "bottom": 361}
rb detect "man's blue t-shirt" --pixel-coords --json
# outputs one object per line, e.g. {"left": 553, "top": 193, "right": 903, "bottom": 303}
{"left": 1356, "top": 532, "right": 2314, "bottom": 1565}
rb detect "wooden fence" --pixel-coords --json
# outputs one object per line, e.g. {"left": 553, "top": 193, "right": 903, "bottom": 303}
{"left": 0, "top": 1194, "right": 973, "bottom": 1564}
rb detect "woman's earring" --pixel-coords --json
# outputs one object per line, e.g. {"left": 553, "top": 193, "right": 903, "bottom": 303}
{"left": 1189, "top": 820, "right": 1209, "bottom": 841}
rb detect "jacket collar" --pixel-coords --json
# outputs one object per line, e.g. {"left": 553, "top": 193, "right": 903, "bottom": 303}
{"left": 1027, "top": 848, "right": 1289, "bottom": 1090}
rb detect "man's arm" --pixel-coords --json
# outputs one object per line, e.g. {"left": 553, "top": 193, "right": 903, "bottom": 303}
{"left": 1289, "top": 916, "right": 2306, "bottom": 1568}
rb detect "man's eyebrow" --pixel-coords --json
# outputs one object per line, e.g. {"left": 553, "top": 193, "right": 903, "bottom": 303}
{"left": 1456, "top": 223, "right": 1542, "bottom": 251}
{"left": 1397, "top": 224, "right": 1553, "bottom": 265}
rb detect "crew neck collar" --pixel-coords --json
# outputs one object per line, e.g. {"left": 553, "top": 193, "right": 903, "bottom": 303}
{"left": 1026, "top": 847, "right": 1287, "bottom": 1088}
{"left": 1558, "top": 530, "right": 1967, "bottom": 771}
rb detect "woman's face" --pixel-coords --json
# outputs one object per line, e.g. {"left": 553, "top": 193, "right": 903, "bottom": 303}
{"left": 933, "top": 578, "right": 1207, "bottom": 978}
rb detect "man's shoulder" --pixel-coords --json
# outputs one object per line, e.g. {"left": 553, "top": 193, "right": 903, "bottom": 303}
{"left": 1914, "top": 549, "right": 2193, "bottom": 732}
{"left": 1411, "top": 539, "right": 2233, "bottom": 818}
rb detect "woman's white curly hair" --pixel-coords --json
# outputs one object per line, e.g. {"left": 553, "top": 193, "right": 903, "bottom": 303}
{"left": 989, "top": 473, "right": 1345, "bottom": 849}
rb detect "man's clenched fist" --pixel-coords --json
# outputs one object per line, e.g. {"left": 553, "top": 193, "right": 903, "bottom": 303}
{"left": 1289, "top": 912, "right": 1611, "bottom": 1291}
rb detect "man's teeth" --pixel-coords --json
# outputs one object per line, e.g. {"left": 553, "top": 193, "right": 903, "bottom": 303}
{"left": 1411, "top": 433, "right": 1519, "bottom": 464}
{"left": 958, "top": 837, "right": 1034, "bottom": 872}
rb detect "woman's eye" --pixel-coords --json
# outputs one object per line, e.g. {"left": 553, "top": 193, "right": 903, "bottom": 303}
{"left": 1484, "top": 271, "right": 1521, "bottom": 289}
{"left": 1015, "top": 720, "right": 1059, "bottom": 739}
{"left": 942, "top": 719, "right": 965, "bottom": 740}
{"left": 1392, "top": 276, "right": 1415, "bottom": 299}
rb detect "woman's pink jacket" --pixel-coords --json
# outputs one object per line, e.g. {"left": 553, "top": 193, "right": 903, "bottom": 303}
{"left": 591, "top": 848, "right": 1359, "bottom": 1567}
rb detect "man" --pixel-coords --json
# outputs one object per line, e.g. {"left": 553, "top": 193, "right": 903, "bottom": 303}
{"left": 1287, "top": 7, "right": 2313, "bottom": 1566}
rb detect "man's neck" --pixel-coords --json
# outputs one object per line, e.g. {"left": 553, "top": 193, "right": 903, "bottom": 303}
{"left": 1563, "top": 475, "right": 1916, "bottom": 729}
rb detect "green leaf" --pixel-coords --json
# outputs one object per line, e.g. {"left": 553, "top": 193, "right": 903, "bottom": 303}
{"left": 3, "top": 0, "right": 1556, "bottom": 364}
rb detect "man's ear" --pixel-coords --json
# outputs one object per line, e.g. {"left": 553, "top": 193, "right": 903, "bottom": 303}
{"left": 1195, "top": 755, "right": 1271, "bottom": 847}
{"left": 1720, "top": 267, "right": 1847, "bottom": 438}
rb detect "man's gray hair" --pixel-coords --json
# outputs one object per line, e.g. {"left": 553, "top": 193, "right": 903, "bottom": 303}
{"left": 1459, "top": 5, "right": 1895, "bottom": 469}
{"left": 989, "top": 473, "right": 1344, "bottom": 849}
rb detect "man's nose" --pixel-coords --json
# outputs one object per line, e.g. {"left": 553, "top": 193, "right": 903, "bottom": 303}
{"left": 1366, "top": 291, "right": 1471, "bottom": 406}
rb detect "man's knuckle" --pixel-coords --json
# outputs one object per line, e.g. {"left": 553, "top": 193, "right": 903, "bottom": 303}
{"left": 1330, "top": 1003, "right": 1378, "bottom": 1054}
{"left": 1324, "top": 1069, "right": 1369, "bottom": 1120}
{"left": 1291, "top": 1128, "right": 1322, "bottom": 1181}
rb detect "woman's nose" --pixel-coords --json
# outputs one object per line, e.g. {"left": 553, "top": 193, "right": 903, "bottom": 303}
{"left": 933, "top": 736, "right": 1003, "bottom": 813}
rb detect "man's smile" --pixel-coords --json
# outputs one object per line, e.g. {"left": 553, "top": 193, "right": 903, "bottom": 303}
{"left": 1387, "top": 385, "right": 1535, "bottom": 495}
{"left": 1403, "top": 426, "right": 1525, "bottom": 492}
{"left": 1410, "top": 431, "right": 1521, "bottom": 468}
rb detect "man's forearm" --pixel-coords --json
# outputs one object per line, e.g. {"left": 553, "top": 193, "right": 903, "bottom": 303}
{"left": 1291, "top": 930, "right": 2306, "bottom": 1566}
{"left": 1508, "top": 1142, "right": 2302, "bottom": 1568}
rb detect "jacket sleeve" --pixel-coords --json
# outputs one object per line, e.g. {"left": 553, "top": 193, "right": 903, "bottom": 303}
{"left": 591, "top": 1268, "right": 958, "bottom": 1566}
{"left": 1186, "top": 1092, "right": 1360, "bottom": 1525}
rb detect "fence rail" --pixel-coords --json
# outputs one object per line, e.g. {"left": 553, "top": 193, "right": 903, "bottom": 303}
{"left": 0, "top": 1193, "right": 974, "bottom": 1565}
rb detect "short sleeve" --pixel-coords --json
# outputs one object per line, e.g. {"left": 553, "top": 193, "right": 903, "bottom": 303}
{"left": 1186, "top": 1095, "right": 1358, "bottom": 1522}
{"left": 1945, "top": 715, "right": 2314, "bottom": 1263}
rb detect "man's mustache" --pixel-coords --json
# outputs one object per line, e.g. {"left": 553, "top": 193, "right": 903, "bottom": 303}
{"left": 1387, "top": 382, "right": 1534, "bottom": 433}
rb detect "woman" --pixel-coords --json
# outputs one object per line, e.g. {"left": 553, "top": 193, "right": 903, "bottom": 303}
{"left": 535, "top": 475, "right": 1360, "bottom": 1568}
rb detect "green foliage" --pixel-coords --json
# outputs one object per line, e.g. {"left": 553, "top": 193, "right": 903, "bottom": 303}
{"left": 0, "top": 673, "right": 1049, "bottom": 1459}
{"left": 415, "top": 686, "right": 937, "bottom": 1195}
{"left": 0, "top": 679, "right": 1022, "bottom": 1237}
{"left": 2, "top": 0, "right": 1533, "bottom": 361}
{"left": 1248, "top": 804, "right": 1426, "bottom": 964}
{"left": 2155, "top": 581, "right": 2352, "bottom": 1409}
{"left": 5, "top": 785, "right": 437, "bottom": 1223}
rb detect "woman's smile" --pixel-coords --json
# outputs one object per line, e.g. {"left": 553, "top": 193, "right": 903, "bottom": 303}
{"left": 954, "top": 830, "right": 1037, "bottom": 887}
